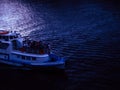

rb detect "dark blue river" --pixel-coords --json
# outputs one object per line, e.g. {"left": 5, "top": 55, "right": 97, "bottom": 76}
{"left": 0, "top": 0, "right": 120, "bottom": 90}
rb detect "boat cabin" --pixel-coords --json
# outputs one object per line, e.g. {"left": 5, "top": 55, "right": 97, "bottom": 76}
{"left": 0, "top": 30, "right": 50, "bottom": 55}
{"left": 0, "top": 31, "right": 19, "bottom": 41}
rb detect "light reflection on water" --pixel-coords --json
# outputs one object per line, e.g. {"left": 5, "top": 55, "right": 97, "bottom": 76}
{"left": 0, "top": 1, "right": 45, "bottom": 36}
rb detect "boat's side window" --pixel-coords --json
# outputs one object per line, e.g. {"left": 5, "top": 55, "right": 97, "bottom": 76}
{"left": 5, "top": 36, "right": 9, "bottom": 41}
{"left": 1, "top": 36, "right": 3, "bottom": 39}
{"left": 22, "top": 56, "right": 25, "bottom": 60}
{"left": 32, "top": 57, "right": 36, "bottom": 60}
{"left": 26, "top": 56, "right": 31, "bottom": 60}
{"left": 2, "top": 36, "right": 5, "bottom": 39}
{"left": 10, "top": 36, "right": 13, "bottom": 39}
{"left": 17, "top": 55, "right": 20, "bottom": 58}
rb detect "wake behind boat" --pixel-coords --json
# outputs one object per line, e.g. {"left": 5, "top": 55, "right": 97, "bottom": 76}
{"left": 0, "top": 30, "right": 65, "bottom": 70}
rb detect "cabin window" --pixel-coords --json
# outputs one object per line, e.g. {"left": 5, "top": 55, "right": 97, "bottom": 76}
{"left": 3, "top": 36, "right": 5, "bottom": 39}
{"left": 10, "top": 36, "right": 14, "bottom": 39}
{"left": 0, "top": 36, "right": 3, "bottom": 39}
{"left": 16, "top": 55, "right": 20, "bottom": 58}
{"left": 26, "top": 56, "right": 31, "bottom": 60}
{"left": 13, "top": 54, "right": 36, "bottom": 61}
{"left": 22, "top": 56, "right": 25, "bottom": 60}
{"left": 5, "top": 36, "right": 9, "bottom": 41}
{"left": 0, "top": 42, "right": 9, "bottom": 49}
{"left": 32, "top": 57, "right": 36, "bottom": 60}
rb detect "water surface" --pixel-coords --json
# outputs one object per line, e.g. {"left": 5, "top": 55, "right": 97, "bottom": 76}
{"left": 0, "top": 0, "right": 120, "bottom": 90}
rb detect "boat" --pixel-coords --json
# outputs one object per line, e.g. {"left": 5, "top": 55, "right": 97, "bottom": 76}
{"left": 0, "top": 30, "right": 65, "bottom": 70}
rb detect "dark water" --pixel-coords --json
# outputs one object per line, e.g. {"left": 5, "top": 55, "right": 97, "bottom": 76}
{"left": 0, "top": 0, "right": 120, "bottom": 90}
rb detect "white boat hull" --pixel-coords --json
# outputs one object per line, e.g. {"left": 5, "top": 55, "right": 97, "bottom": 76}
{"left": 0, "top": 57, "right": 65, "bottom": 70}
